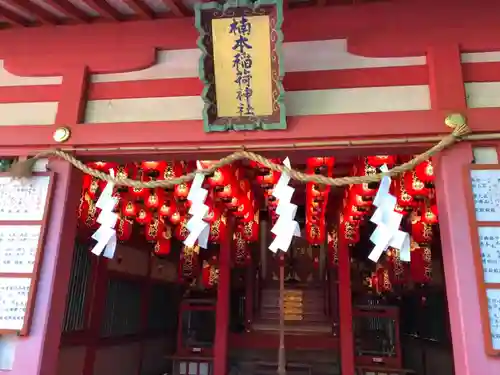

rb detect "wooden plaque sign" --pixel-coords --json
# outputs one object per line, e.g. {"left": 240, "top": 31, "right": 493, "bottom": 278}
{"left": 0, "top": 173, "right": 53, "bottom": 336}
{"left": 465, "top": 165, "right": 500, "bottom": 355}
{"left": 195, "top": 0, "right": 286, "bottom": 132}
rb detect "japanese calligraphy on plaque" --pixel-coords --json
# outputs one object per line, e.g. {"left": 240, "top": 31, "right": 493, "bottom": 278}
{"left": 487, "top": 289, "right": 500, "bottom": 350}
{"left": 0, "top": 176, "right": 50, "bottom": 221}
{"left": 195, "top": 0, "right": 285, "bottom": 132}
{"left": 0, "top": 278, "right": 31, "bottom": 331}
{"left": 0, "top": 226, "right": 40, "bottom": 274}
{"left": 0, "top": 172, "right": 53, "bottom": 335}
{"left": 470, "top": 169, "right": 500, "bottom": 222}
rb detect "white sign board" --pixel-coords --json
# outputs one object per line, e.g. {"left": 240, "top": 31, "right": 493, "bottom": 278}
{"left": 470, "top": 169, "right": 500, "bottom": 222}
{"left": 0, "top": 226, "right": 40, "bottom": 274}
{"left": 478, "top": 227, "right": 500, "bottom": 283}
{"left": 0, "top": 277, "right": 31, "bottom": 331}
{"left": 487, "top": 289, "right": 500, "bottom": 351}
{"left": 0, "top": 176, "right": 50, "bottom": 221}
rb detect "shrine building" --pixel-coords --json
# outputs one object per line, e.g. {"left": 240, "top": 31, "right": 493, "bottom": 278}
{"left": 0, "top": 1, "right": 498, "bottom": 375}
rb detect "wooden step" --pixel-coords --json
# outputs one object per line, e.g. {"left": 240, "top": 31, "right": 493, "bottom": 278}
{"left": 252, "top": 321, "right": 332, "bottom": 334}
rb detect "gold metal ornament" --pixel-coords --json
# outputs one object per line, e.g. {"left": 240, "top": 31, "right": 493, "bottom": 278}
{"left": 53, "top": 127, "right": 71, "bottom": 143}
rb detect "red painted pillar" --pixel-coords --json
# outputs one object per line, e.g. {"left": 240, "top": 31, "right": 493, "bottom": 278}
{"left": 8, "top": 160, "right": 83, "bottom": 375}
{"left": 213, "top": 219, "right": 233, "bottom": 375}
{"left": 244, "top": 263, "right": 254, "bottom": 331}
{"left": 435, "top": 143, "right": 500, "bottom": 375}
{"left": 338, "top": 241, "right": 355, "bottom": 375}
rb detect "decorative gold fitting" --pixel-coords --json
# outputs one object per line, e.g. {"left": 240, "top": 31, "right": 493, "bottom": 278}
{"left": 444, "top": 113, "right": 466, "bottom": 129}
{"left": 53, "top": 127, "right": 71, "bottom": 143}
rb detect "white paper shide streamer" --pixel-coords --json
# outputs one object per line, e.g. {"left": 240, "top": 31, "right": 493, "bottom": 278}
{"left": 184, "top": 165, "right": 210, "bottom": 249}
{"left": 91, "top": 169, "right": 118, "bottom": 259}
{"left": 269, "top": 157, "right": 301, "bottom": 253}
{"left": 368, "top": 164, "right": 411, "bottom": 263}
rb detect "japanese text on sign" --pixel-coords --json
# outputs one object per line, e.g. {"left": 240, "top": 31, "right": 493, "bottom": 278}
{"left": 470, "top": 170, "right": 500, "bottom": 222}
{"left": 0, "top": 176, "right": 50, "bottom": 221}
{"left": 487, "top": 289, "right": 500, "bottom": 350}
{"left": 479, "top": 227, "right": 500, "bottom": 283}
{"left": 0, "top": 277, "right": 31, "bottom": 331}
{"left": 0, "top": 226, "right": 40, "bottom": 274}
{"left": 230, "top": 16, "right": 254, "bottom": 117}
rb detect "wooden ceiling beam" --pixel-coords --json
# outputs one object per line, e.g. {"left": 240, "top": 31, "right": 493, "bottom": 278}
{"left": 85, "top": 0, "right": 124, "bottom": 20}
{"left": 159, "top": 0, "right": 191, "bottom": 17}
{"left": 0, "top": 5, "right": 33, "bottom": 27}
{"left": 7, "top": 0, "right": 60, "bottom": 24}
{"left": 44, "top": 0, "right": 92, "bottom": 22}
{"left": 123, "top": 0, "right": 155, "bottom": 19}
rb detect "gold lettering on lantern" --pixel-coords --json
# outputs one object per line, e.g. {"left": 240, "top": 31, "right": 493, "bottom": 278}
{"left": 116, "top": 166, "right": 127, "bottom": 179}
{"left": 90, "top": 179, "right": 99, "bottom": 195}
{"left": 244, "top": 221, "right": 253, "bottom": 238}
{"left": 86, "top": 202, "right": 97, "bottom": 227}
{"left": 163, "top": 225, "right": 172, "bottom": 239}
{"left": 211, "top": 219, "right": 220, "bottom": 238}
{"left": 148, "top": 219, "right": 159, "bottom": 239}
{"left": 411, "top": 171, "right": 425, "bottom": 191}
{"left": 164, "top": 164, "right": 174, "bottom": 179}
{"left": 423, "top": 246, "right": 432, "bottom": 262}
{"left": 209, "top": 266, "right": 219, "bottom": 286}
{"left": 425, "top": 163, "right": 433, "bottom": 177}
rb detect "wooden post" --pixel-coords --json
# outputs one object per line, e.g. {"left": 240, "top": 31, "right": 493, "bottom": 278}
{"left": 277, "top": 253, "right": 286, "bottom": 375}
{"left": 213, "top": 218, "right": 233, "bottom": 375}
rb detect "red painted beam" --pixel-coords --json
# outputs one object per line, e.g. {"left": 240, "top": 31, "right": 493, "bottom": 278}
{"left": 123, "top": 0, "right": 155, "bottom": 19}
{"left": 45, "top": 0, "right": 92, "bottom": 22}
{"left": 6, "top": 0, "right": 60, "bottom": 25}
{"left": 0, "top": 5, "right": 33, "bottom": 27}
{"left": 159, "top": 0, "right": 191, "bottom": 17}
{"left": 85, "top": 0, "right": 124, "bottom": 20}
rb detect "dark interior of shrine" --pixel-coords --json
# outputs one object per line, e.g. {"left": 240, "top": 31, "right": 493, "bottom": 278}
{"left": 61, "top": 154, "right": 454, "bottom": 375}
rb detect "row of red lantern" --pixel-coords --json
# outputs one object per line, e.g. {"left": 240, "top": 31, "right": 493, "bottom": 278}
{"left": 305, "top": 157, "right": 334, "bottom": 245}
{"left": 78, "top": 161, "right": 263, "bottom": 254}
{"left": 251, "top": 159, "right": 281, "bottom": 225}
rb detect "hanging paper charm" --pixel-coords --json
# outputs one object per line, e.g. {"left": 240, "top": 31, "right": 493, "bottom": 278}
{"left": 184, "top": 164, "right": 210, "bottom": 249}
{"left": 269, "top": 157, "right": 300, "bottom": 253}
{"left": 91, "top": 170, "right": 118, "bottom": 259}
{"left": 368, "top": 165, "right": 411, "bottom": 263}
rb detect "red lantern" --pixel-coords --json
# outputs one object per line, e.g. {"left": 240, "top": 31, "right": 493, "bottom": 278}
{"left": 393, "top": 177, "right": 416, "bottom": 209}
{"left": 201, "top": 261, "right": 219, "bottom": 288}
{"left": 180, "top": 245, "right": 200, "bottom": 280}
{"left": 145, "top": 217, "right": 165, "bottom": 242}
{"left": 403, "top": 171, "right": 430, "bottom": 198}
{"left": 210, "top": 214, "right": 228, "bottom": 243}
{"left": 154, "top": 226, "right": 172, "bottom": 255}
{"left": 129, "top": 186, "right": 149, "bottom": 200}
{"left": 159, "top": 199, "right": 176, "bottom": 218}
{"left": 241, "top": 211, "right": 259, "bottom": 242}
{"left": 421, "top": 200, "right": 438, "bottom": 225}
{"left": 411, "top": 215, "right": 433, "bottom": 244}
{"left": 367, "top": 155, "right": 396, "bottom": 167}
{"left": 340, "top": 219, "right": 360, "bottom": 245}
{"left": 144, "top": 189, "right": 164, "bottom": 210}
{"left": 174, "top": 183, "right": 190, "bottom": 201}
{"left": 257, "top": 170, "right": 280, "bottom": 188}
{"left": 415, "top": 160, "right": 434, "bottom": 184}
{"left": 136, "top": 208, "right": 153, "bottom": 225}
{"left": 327, "top": 230, "right": 338, "bottom": 267}
{"left": 174, "top": 218, "right": 190, "bottom": 241}
{"left": 410, "top": 242, "right": 432, "bottom": 284}
{"left": 306, "top": 219, "right": 326, "bottom": 245}
{"left": 121, "top": 199, "right": 138, "bottom": 218}
{"left": 207, "top": 166, "right": 234, "bottom": 187}
{"left": 141, "top": 161, "right": 166, "bottom": 175}
{"left": 116, "top": 218, "right": 133, "bottom": 241}
{"left": 351, "top": 159, "right": 378, "bottom": 197}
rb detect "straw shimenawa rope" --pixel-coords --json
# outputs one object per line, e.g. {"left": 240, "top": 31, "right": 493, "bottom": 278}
{"left": 8, "top": 121, "right": 471, "bottom": 187}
